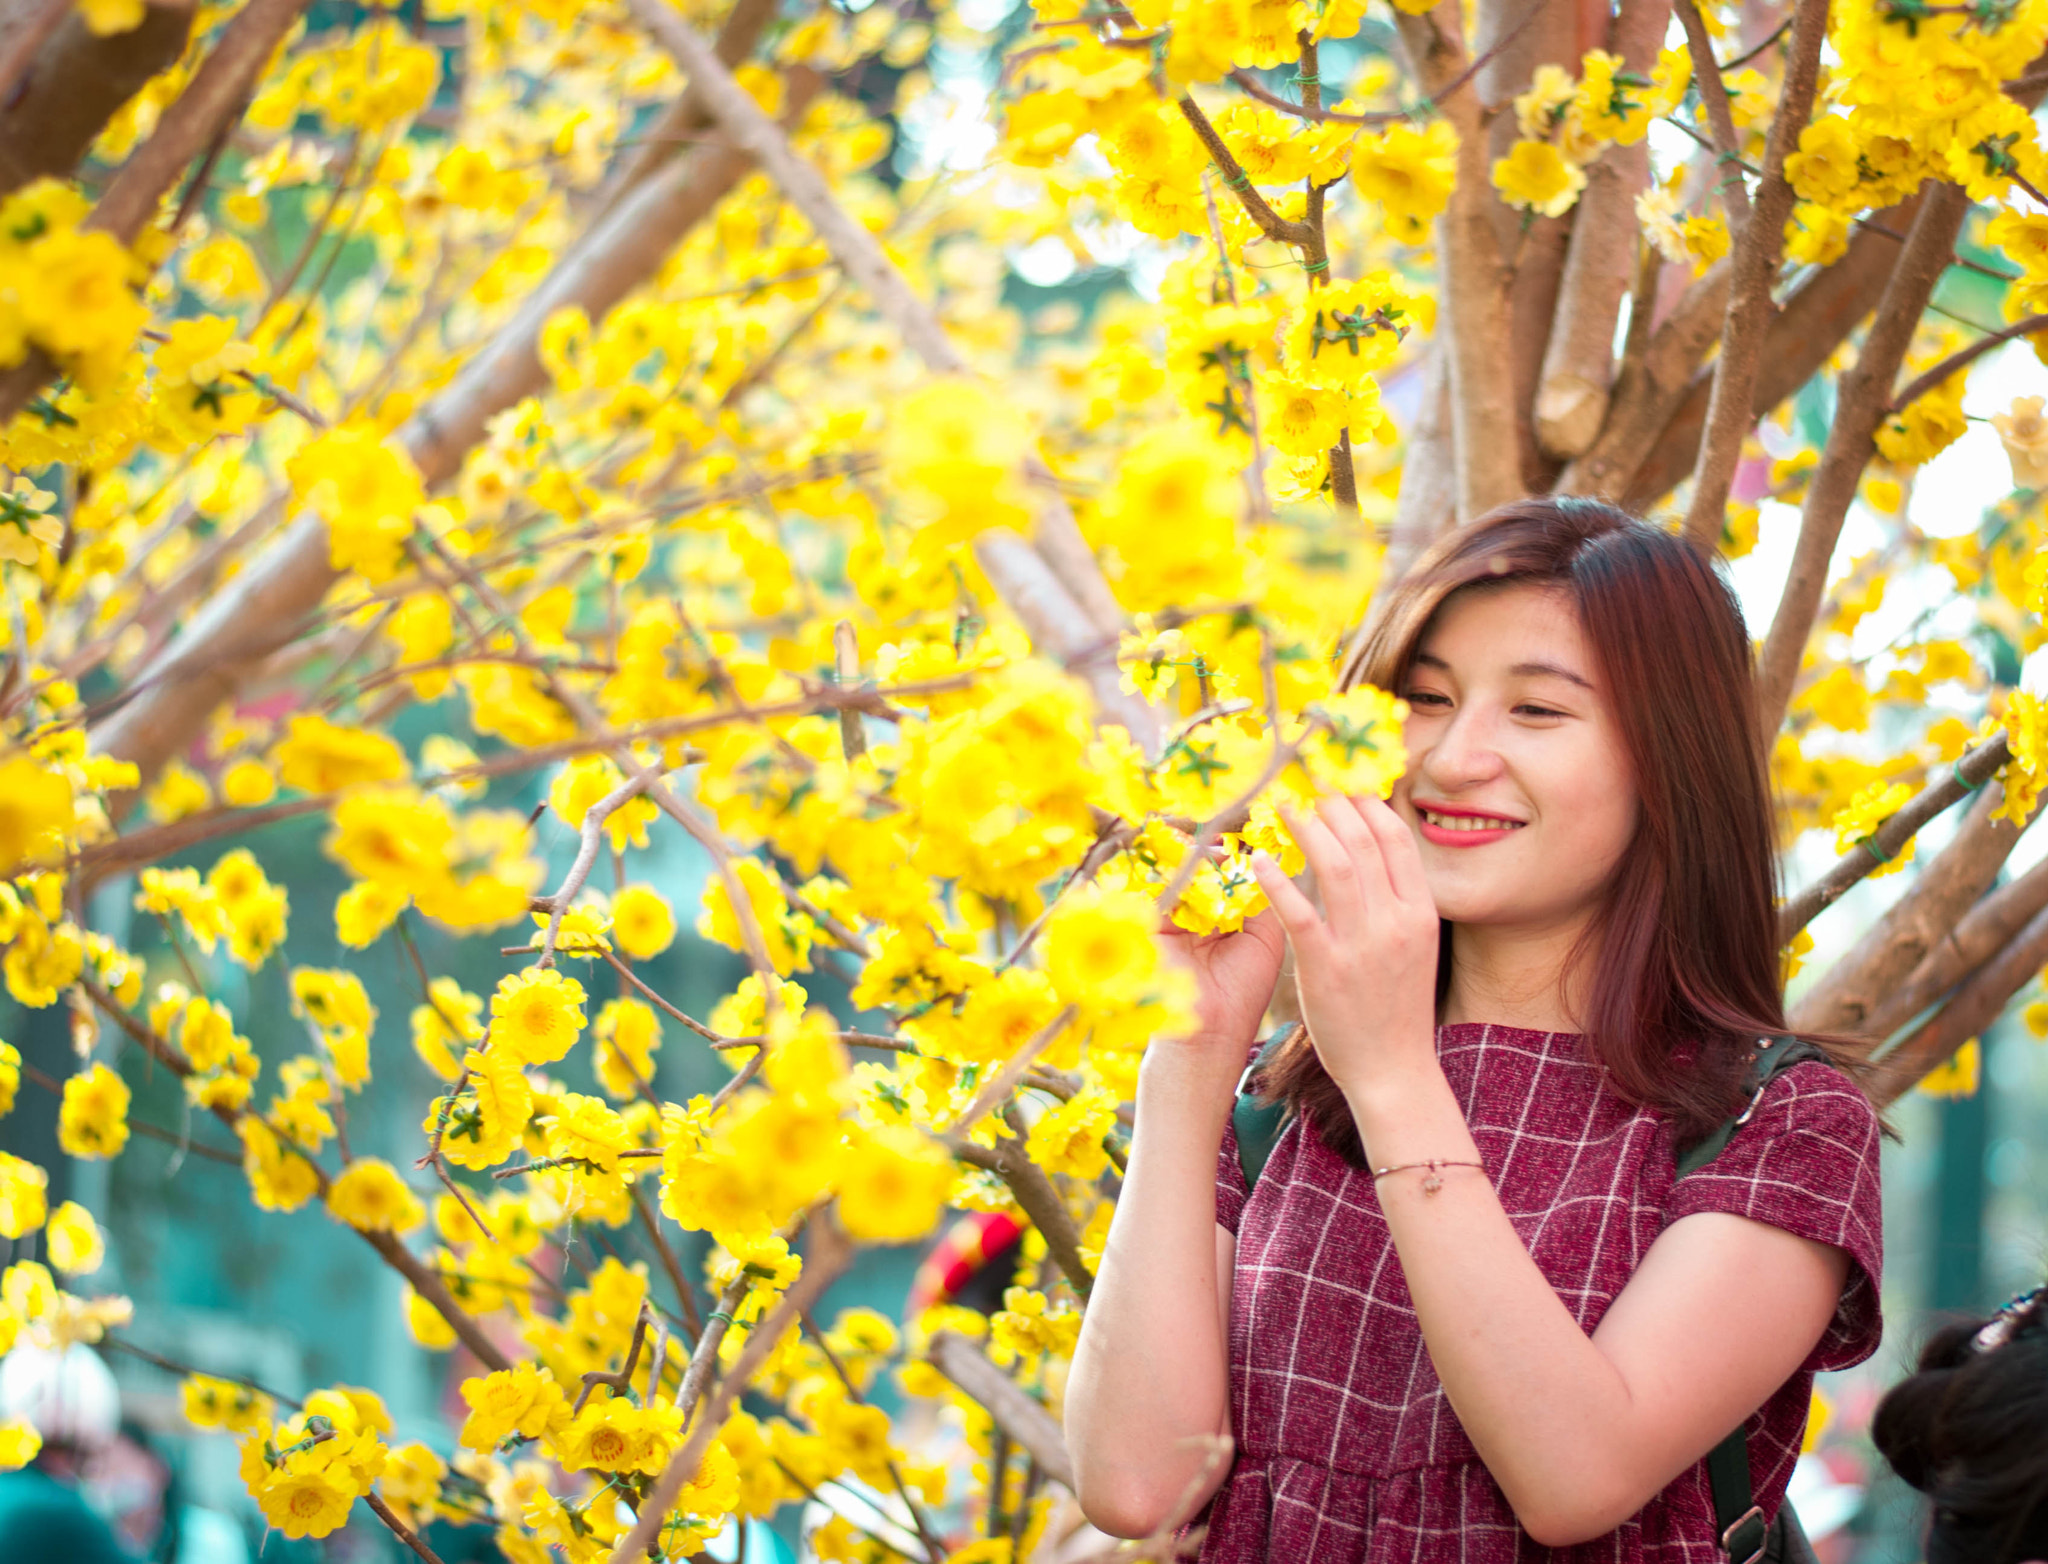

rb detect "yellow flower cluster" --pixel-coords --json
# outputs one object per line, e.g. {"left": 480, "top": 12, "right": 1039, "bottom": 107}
{"left": 237, "top": 1390, "right": 390, "bottom": 1540}
{"left": 1493, "top": 49, "right": 1688, "bottom": 217}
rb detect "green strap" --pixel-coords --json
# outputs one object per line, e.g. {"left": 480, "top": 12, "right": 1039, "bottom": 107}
{"left": 1680, "top": 1033, "right": 1832, "bottom": 1560}
{"left": 1675, "top": 1035, "right": 1827, "bottom": 1179}
{"left": 1707, "top": 1429, "right": 1766, "bottom": 1562}
{"left": 1232, "top": 1024, "right": 1299, "bottom": 1192}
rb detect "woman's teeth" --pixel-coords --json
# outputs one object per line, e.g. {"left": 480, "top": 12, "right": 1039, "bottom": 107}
{"left": 1421, "top": 810, "right": 1524, "bottom": 832}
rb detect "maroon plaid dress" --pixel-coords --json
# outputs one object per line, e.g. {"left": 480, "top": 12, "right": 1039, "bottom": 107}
{"left": 1205, "top": 1022, "right": 1883, "bottom": 1563}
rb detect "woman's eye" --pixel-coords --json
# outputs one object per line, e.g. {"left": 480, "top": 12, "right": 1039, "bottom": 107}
{"left": 1515, "top": 703, "right": 1565, "bottom": 718}
{"left": 1405, "top": 690, "right": 1451, "bottom": 708}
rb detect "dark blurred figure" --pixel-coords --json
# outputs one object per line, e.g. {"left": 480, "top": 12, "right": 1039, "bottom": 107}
{"left": 1872, "top": 1283, "right": 2048, "bottom": 1564}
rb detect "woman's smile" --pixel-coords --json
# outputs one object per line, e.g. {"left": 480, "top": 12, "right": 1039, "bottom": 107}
{"left": 1414, "top": 801, "right": 1528, "bottom": 844}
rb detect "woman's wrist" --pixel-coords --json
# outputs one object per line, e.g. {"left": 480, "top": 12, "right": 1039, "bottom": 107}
{"left": 1338, "top": 1054, "right": 1469, "bottom": 1166}
{"left": 1137, "top": 1037, "right": 1246, "bottom": 1125}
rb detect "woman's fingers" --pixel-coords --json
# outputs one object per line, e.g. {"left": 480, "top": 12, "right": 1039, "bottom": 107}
{"left": 1249, "top": 848, "right": 1322, "bottom": 945}
{"left": 1277, "top": 800, "right": 1362, "bottom": 931}
{"left": 1351, "top": 792, "right": 1432, "bottom": 908}
{"left": 1317, "top": 792, "right": 1391, "bottom": 922}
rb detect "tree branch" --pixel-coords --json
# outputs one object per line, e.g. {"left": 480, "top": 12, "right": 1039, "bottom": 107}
{"left": 1754, "top": 183, "right": 1972, "bottom": 732}
{"left": 1778, "top": 732, "right": 2012, "bottom": 940}
{"left": 1394, "top": 0, "right": 1521, "bottom": 521}
{"left": 950, "top": 1135, "right": 1094, "bottom": 1299}
{"left": 927, "top": 1330, "right": 1076, "bottom": 1488}
{"left": 91, "top": 58, "right": 819, "bottom": 802}
{"left": 1863, "top": 852, "right": 2048, "bottom": 1042}
{"left": 1889, "top": 313, "right": 2048, "bottom": 413}
{"left": 1672, "top": 0, "right": 1751, "bottom": 226}
{"left": 1679, "top": 0, "right": 1827, "bottom": 550}
{"left": 1789, "top": 781, "right": 2028, "bottom": 1036}
{"left": 1610, "top": 193, "right": 1922, "bottom": 509}
{"left": 0, "top": 0, "right": 192, "bottom": 196}
{"left": 626, "top": 0, "right": 1154, "bottom": 732}
{"left": 1868, "top": 899, "right": 2048, "bottom": 1105}
{"left": 0, "top": 0, "right": 314, "bottom": 425}
{"left": 605, "top": 1213, "right": 854, "bottom": 1563}
{"left": 1176, "top": 95, "right": 1312, "bottom": 246}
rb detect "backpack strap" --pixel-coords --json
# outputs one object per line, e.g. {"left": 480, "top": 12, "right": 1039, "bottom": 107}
{"left": 1682, "top": 1034, "right": 1834, "bottom": 1562}
{"left": 1232, "top": 1023, "right": 1301, "bottom": 1193}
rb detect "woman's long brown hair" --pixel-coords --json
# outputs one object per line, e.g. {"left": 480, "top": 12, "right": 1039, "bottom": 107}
{"left": 1265, "top": 496, "right": 1828, "bottom": 1162}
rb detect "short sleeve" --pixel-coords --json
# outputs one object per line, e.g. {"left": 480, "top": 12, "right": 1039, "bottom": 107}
{"left": 1217, "top": 1112, "right": 1249, "bottom": 1233}
{"left": 1666, "top": 1061, "right": 1884, "bottom": 1371}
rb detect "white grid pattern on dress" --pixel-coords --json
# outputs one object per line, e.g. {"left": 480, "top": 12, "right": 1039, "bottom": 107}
{"left": 1199, "top": 1023, "right": 1883, "bottom": 1563}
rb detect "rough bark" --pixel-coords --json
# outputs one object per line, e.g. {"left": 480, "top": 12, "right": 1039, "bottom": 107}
{"left": 1755, "top": 184, "right": 1971, "bottom": 734}
{"left": 1789, "top": 784, "right": 2026, "bottom": 1038}
{"left": 1680, "top": 0, "right": 1828, "bottom": 549}
{"left": 1869, "top": 901, "right": 2048, "bottom": 1105}
{"left": 1863, "top": 854, "right": 2048, "bottom": 1043}
{"left": 1396, "top": 2, "right": 1520, "bottom": 522}
{"left": 1556, "top": 260, "right": 1730, "bottom": 499}
{"left": 1472, "top": 0, "right": 1578, "bottom": 490}
{"left": 92, "top": 0, "right": 310, "bottom": 245}
{"left": 1533, "top": 0, "right": 1668, "bottom": 461}
{"left": 0, "top": 0, "right": 194, "bottom": 196}
{"left": 1534, "top": 140, "right": 1649, "bottom": 459}
{"left": 1616, "top": 198, "right": 1924, "bottom": 509}
{"left": 92, "top": 54, "right": 818, "bottom": 799}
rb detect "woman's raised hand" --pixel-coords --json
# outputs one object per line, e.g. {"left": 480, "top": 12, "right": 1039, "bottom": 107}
{"left": 1157, "top": 907, "right": 1286, "bottom": 1066}
{"left": 1249, "top": 793, "right": 1441, "bottom": 1099}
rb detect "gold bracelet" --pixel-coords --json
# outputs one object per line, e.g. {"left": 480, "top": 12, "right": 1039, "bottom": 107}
{"left": 1370, "top": 1158, "right": 1484, "bottom": 1194}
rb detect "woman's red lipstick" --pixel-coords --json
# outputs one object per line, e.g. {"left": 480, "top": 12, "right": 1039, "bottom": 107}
{"left": 1413, "top": 800, "right": 1527, "bottom": 847}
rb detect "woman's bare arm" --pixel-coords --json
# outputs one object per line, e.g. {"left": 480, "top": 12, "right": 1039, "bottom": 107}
{"left": 1351, "top": 1061, "right": 1846, "bottom": 1545}
{"left": 1065, "top": 1043, "right": 1242, "bottom": 1537}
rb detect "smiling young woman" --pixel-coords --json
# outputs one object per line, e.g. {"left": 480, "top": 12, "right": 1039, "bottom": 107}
{"left": 1064, "top": 499, "right": 1883, "bottom": 1562}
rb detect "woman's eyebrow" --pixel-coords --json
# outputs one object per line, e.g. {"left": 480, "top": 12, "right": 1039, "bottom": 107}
{"left": 1412, "top": 650, "right": 1595, "bottom": 692}
{"left": 1510, "top": 659, "right": 1595, "bottom": 690}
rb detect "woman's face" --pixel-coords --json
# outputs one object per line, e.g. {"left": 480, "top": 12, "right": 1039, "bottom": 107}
{"left": 1388, "top": 582, "right": 1639, "bottom": 934}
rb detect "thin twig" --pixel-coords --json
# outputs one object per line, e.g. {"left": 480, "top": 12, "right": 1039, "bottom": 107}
{"left": 802, "top": 1312, "right": 948, "bottom": 1564}
{"left": 1888, "top": 314, "right": 2048, "bottom": 412}
{"left": 534, "top": 759, "right": 664, "bottom": 968}
{"left": 633, "top": 1183, "right": 702, "bottom": 1337}
{"left": 1674, "top": 0, "right": 1752, "bottom": 225}
{"left": 1778, "top": 733, "right": 2012, "bottom": 939}
{"left": 944, "top": 1007, "right": 1078, "bottom": 1137}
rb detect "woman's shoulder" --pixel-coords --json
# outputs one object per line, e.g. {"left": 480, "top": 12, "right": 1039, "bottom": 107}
{"left": 1665, "top": 1056, "right": 1884, "bottom": 1369}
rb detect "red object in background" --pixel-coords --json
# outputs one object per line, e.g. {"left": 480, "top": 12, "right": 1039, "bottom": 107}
{"left": 907, "top": 1212, "right": 1027, "bottom": 1318}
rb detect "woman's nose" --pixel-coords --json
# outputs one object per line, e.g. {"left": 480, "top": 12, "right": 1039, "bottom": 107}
{"left": 1415, "top": 708, "right": 1505, "bottom": 789}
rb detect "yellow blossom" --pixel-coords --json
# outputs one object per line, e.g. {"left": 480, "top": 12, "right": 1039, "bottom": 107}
{"left": 1491, "top": 139, "right": 1586, "bottom": 217}
{"left": 286, "top": 421, "right": 429, "bottom": 582}
{"left": 0, "top": 1419, "right": 40, "bottom": 1470}
{"left": 0, "top": 1153, "right": 48, "bottom": 1238}
{"left": 0, "top": 752, "right": 73, "bottom": 877}
{"left": 489, "top": 968, "right": 586, "bottom": 1065}
{"left": 44, "top": 1201, "right": 103, "bottom": 1274}
{"left": 610, "top": 883, "right": 676, "bottom": 960}
{"left": 459, "top": 1362, "right": 570, "bottom": 1449}
{"left": 1918, "top": 1038, "right": 1980, "bottom": 1099}
{"left": 59, "top": 1063, "right": 129, "bottom": 1159}
{"left": 327, "top": 1158, "right": 426, "bottom": 1234}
